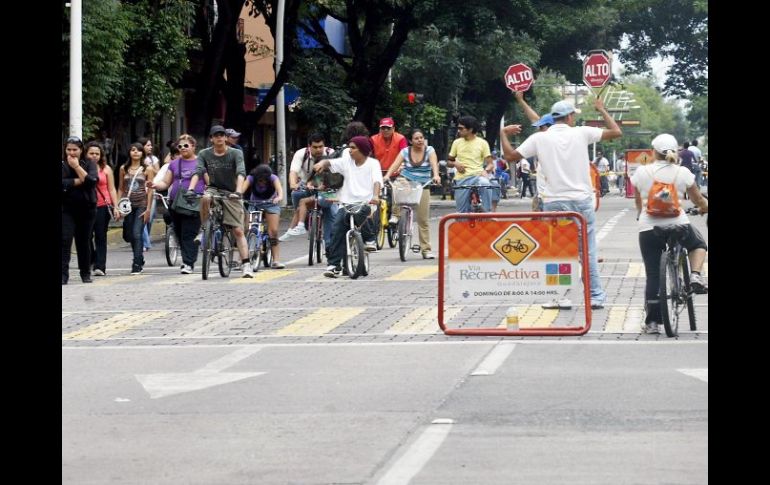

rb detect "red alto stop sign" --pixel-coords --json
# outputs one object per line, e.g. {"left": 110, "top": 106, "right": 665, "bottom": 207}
{"left": 583, "top": 52, "right": 611, "bottom": 88}
{"left": 504, "top": 63, "right": 533, "bottom": 92}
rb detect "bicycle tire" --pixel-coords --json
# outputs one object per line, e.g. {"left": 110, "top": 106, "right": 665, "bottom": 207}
{"left": 346, "top": 231, "right": 366, "bottom": 279}
{"left": 248, "top": 232, "right": 259, "bottom": 271}
{"left": 681, "top": 253, "right": 697, "bottom": 331}
{"left": 376, "top": 201, "right": 386, "bottom": 250}
{"left": 261, "top": 236, "right": 273, "bottom": 269}
{"left": 315, "top": 226, "right": 323, "bottom": 264}
{"left": 387, "top": 217, "right": 398, "bottom": 248}
{"left": 398, "top": 214, "right": 409, "bottom": 262}
{"left": 164, "top": 225, "right": 178, "bottom": 267}
{"left": 201, "top": 220, "right": 213, "bottom": 280}
{"left": 218, "top": 231, "right": 233, "bottom": 277}
{"left": 659, "top": 251, "right": 679, "bottom": 337}
{"left": 308, "top": 211, "right": 318, "bottom": 266}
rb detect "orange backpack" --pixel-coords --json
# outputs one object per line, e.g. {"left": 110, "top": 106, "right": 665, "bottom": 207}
{"left": 646, "top": 166, "right": 681, "bottom": 217}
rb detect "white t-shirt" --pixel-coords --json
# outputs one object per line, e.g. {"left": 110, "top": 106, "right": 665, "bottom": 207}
{"left": 290, "top": 147, "right": 335, "bottom": 181}
{"left": 597, "top": 157, "right": 610, "bottom": 172}
{"left": 518, "top": 159, "right": 530, "bottom": 174}
{"left": 688, "top": 145, "right": 702, "bottom": 162}
{"left": 329, "top": 156, "right": 383, "bottom": 204}
{"left": 630, "top": 161, "right": 695, "bottom": 232}
{"left": 153, "top": 163, "right": 170, "bottom": 185}
{"left": 516, "top": 124, "right": 602, "bottom": 202}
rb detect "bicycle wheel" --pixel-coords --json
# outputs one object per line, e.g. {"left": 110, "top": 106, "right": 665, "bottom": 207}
{"left": 681, "top": 253, "right": 697, "bottom": 331}
{"left": 346, "top": 231, "right": 366, "bottom": 279}
{"left": 398, "top": 215, "right": 409, "bottom": 262}
{"left": 376, "top": 201, "right": 387, "bottom": 250}
{"left": 308, "top": 212, "right": 318, "bottom": 266}
{"left": 218, "top": 231, "right": 234, "bottom": 277}
{"left": 201, "top": 220, "right": 213, "bottom": 280}
{"left": 659, "top": 251, "right": 680, "bottom": 337}
{"left": 248, "top": 232, "right": 259, "bottom": 271}
{"left": 164, "top": 225, "right": 178, "bottom": 267}
{"left": 261, "top": 236, "right": 273, "bottom": 269}
{"left": 315, "top": 223, "right": 323, "bottom": 264}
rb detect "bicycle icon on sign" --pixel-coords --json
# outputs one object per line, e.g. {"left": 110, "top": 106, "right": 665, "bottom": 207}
{"left": 501, "top": 238, "right": 528, "bottom": 254}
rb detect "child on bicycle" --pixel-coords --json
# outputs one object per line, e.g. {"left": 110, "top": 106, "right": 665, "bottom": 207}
{"left": 242, "top": 164, "right": 285, "bottom": 269}
{"left": 630, "top": 133, "right": 709, "bottom": 334}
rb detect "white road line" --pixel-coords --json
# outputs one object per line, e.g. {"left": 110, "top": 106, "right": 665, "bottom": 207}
{"left": 596, "top": 208, "right": 629, "bottom": 243}
{"left": 471, "top": 342, "right": 517, "bottom": 376}
{"left": 376, "top": 419, "right": 454, "bottom": 485}
{"left": 677, "top": 368, "right": 708, "bottom": 383}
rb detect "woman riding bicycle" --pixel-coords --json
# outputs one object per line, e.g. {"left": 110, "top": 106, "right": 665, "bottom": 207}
{"left": 242, "top": 164, "right": 286, "bottom": 269}
{"left": 384, "top": 128, "right": 441, "bottom": 259}
{"left": 630, "top": 133, "right": 709, "bottom": 334}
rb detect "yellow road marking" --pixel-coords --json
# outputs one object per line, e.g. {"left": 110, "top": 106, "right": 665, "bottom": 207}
{"left": 386, "top": 267, "right": 438, "bottom": 281}
{"left": 386, "top": 306, "right": 463, "bottom": 334}
{"left": 93, "top": 274, "right": 149, "bottom": 286}
{"left": 275, "top": 307, "right": 366, "bottom": 336}
{"left": 605, "top": 306, "right": 628, "bottom": 332}
{"left": 178, "top": 309, "right": 262, "bottom": 337}
{"left": 497, "top": 305, "right": 559, "bottom": 328}
{"left": 231, "top": 270, "right": 296, "bottom": 283}
{"left": 623, "top": 305, "right": 645, "bottom": 332}
{"left": 62, "top": 311, "right": 170, "bottom": 340}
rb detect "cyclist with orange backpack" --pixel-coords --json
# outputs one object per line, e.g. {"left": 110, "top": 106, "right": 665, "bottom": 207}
{"left": 630, "top": 133, "right": 709, "bottom": 334}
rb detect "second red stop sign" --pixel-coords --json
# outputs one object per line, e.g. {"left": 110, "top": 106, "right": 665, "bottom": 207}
{"left": 503, "top": 63, "right": 533, "bottom": 92}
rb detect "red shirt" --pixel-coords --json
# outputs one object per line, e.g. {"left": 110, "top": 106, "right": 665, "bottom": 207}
{"left": 371, "top": 132, "right": 407, "bottom": 172}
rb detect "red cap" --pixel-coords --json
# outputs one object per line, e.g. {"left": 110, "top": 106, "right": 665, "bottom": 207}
{"left": 379, "top": 117, "right": 395, "bottom": 128}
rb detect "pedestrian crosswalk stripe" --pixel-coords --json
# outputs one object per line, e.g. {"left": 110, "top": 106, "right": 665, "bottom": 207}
{"left": 275, "top": 307, "right": 366, "bottom": 336}
{"left": 231, "top": 270, "right": 296, "bottom": 283}
{"left": 173, "top": 309, "right": 264, "bottom": 337}
{"left": 62, "top": 311, "right": 170, "bottom": 340}
{"left": 93, "top": 274, "right": 149, "bottom": 286}
{"left": 386, "top": 267, "right": 438, "bottom": 281}
{"left": 386, "top": 306, "right": 462, "bottom": 334}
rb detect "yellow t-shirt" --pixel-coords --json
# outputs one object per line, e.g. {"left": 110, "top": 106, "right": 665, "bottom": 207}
{"left": 449, "top": 136, "right": 491, "bottom": 181}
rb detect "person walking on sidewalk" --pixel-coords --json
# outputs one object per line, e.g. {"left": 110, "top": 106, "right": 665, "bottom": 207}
{"left": 87, "top": 141, "right": 120, "bottom": 277}
{"left": 62, "top": 136, "right": 98, "bottom": 284}
{"left": 500, "top": 98, "right": 622, "bottom": 309}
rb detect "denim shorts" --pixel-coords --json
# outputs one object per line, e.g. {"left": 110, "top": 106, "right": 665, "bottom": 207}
{"left": 246, "top": 200, "right": 281, "bottom": 215}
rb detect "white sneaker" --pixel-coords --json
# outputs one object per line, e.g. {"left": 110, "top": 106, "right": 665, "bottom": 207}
{"left": 542, "top": 298, "right": 572, "bottom": 309}
{"left": 93, "top": 269, "right": 105, "bottom": 276}
{"left": 389, "top": 216, "right": 398, "bottom": 225}
{"left": 364, "top": 241, "right": 377, "bottom": 252}
{"left": 180, "top": 264, "right": 193, "bottom": 274}
{"left": 242, "top": 264, "right": 254, "bottom": 278}
{"left": 289, "top": 224, "right": 307, "bottom": 236}
{"left": 278, "top": 231, "right": 292, "bottom": 242}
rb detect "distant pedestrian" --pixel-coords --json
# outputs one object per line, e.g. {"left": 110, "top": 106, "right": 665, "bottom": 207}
{"left": 87, "top": 142, "right": 120, "bottom": 277}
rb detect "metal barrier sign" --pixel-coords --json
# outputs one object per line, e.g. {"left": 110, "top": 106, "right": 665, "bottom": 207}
{"left": 438, "top": 212, "right": 592, "bottom": 336}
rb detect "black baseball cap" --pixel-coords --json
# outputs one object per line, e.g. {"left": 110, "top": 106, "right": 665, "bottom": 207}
{"left": 209, "top": 125, "right": 226, "bottom": 136}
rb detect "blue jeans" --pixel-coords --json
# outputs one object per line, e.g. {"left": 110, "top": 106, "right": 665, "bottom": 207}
{"left": 454, "top": 175, "right": 492, "bottom": 213}
{"left": 318, "top": 197, "right": 338, "bottom": 249}
{"left": 543, "top": 197, "right": 605, "bottom": 304}
{"left": 291, "top": 188, "right": 311, "bottom": 209}
{"left": 142, "top": 198, "right": 157, "bottom": 249}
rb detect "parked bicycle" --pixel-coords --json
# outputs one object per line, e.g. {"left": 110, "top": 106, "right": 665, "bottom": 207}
{"left": 245, "top": 203, "right": 273, "bottom": 272}
{"left": 390, "top": 179, "right": 436, "bottom": 262}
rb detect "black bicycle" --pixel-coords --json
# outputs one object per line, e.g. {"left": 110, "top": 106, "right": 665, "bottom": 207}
{"left": 194, "top": 193, "right": 236, "bottom": 280}
{"left": 654, "top": 224, "right": 697, "bottom": 337}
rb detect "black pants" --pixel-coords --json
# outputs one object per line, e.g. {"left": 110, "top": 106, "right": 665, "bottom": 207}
{"left": 90, "top": 206, "right": 111, "bottom": 272}
{"left": 171, "top": 209, "right": 202, "bottom": 268}
{"left": 62, "top": 204, "right": 96, "bottom": 283}
{"left": 520, "top": 174, "right": 533, "bottom": 197}
{"left": 639, "top": 226, "right": 708, "bottom": 324}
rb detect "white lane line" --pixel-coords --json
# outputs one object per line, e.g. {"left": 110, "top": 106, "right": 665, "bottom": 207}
{"left": 677, "top": 368, "right": 708, "bottom": 383}
{"left": 596, "top": 208, "right": 629, "bottom": 243}
{"left": 376, "top": 419, "right": 454, "bottom": 485}
{"left": 471, "top": 342, "right": 517, "bottom": 376}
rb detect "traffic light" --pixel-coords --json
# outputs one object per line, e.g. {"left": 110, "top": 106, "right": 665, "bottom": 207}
{"left": 407, "top": 92, "right": 424, "bottom": 104}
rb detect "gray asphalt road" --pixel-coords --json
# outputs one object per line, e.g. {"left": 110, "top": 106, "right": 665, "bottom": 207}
{"left": 63, "top": 193, "right": 708, "bottom": 484}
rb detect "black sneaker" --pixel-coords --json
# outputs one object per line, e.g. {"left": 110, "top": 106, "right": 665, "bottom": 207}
{"left": 324, "top": 266, "right": 342, "bottom": 278}
{"left": 81, "top": 275, "right": 93, "bottom": 283}
{"left": 131, "top": 265, "right": 143, "bottom": 275}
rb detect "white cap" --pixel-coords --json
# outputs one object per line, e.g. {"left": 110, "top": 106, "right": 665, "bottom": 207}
{"left": 651, "top": 133, "right": 678, "bottom": 153}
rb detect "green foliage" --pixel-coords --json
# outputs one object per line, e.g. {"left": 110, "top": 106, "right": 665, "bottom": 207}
{"left": 244, "top": 34, "right": 274, "bottom": 60}
{"left": 686, "top": 94, "right": 708, "bottom": 138}
{"left": 290, "top": 50, "right": 356, "bottom": 145}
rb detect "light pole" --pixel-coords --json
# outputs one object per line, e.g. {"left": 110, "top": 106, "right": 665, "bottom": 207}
{"left": 275, "top": 0, "right": 288, "bottom": 206}
{"left": 68, "top": 0, "right": 83, "bottom": 138}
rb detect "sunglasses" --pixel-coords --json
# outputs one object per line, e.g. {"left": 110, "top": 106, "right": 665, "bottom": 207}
{"left": 177, "top": 143, "right": 192, "bottom": 149}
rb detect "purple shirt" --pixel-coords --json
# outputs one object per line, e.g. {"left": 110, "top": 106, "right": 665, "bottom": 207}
{"left": 169, "top": 158, "right": 205, "bottom": 199}
{"left": 247, "top": 174, "right": 278, "bottom": 202}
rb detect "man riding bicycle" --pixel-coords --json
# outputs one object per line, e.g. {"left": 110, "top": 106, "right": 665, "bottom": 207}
{"left": 447, "top": 116, "right": 497, "bottom": 213}
{"left": 313, "top": 136, "right": 382, "bottom": 278}
{"left": 187, "top": 125, "right": 254, "bottom": 278}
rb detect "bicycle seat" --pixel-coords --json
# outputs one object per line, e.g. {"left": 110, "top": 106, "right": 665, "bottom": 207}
{"left": 652, "top": 224, "right": 689, "bottom": 244}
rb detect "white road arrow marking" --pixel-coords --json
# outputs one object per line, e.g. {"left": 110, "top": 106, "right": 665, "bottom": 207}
{"left": 136, "top": 346, "right": 265, "bottom": 399}
{"left": 677, "top": 368, "right": 708, "bottom": 383}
